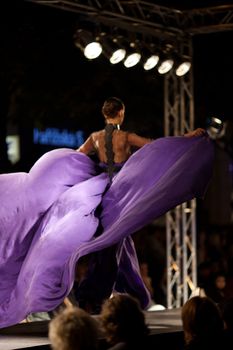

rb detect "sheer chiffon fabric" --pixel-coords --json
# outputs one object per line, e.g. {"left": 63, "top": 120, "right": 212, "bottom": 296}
{"left": 0, "top": 135, "right": 214, "bottom": 328}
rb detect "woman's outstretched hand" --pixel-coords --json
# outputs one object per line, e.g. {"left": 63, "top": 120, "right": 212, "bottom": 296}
{"left": 184, "top": 128, "right": 206, "bottom": 138}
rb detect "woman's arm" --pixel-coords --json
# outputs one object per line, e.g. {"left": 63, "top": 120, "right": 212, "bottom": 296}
{"left": 127, "top": 128, "right": 206, "bottom": 148}
{"left": 76, "top": 135, "right": 95, "bottom": 155}
{"left": 127, "top": 132, "right": 153, "bottom": 148}
{"left": 184, "top": 128, "right": 206, "bottom": 138}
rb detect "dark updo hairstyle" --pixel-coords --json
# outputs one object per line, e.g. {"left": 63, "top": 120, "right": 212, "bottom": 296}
{"left": 102, "top": 97, "right": 124, "bottom": 181}
{"left": 102, "top": 97, "right": 124, "bottom": 119}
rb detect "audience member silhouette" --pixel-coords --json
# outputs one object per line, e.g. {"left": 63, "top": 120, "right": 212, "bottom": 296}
{"left": 204, "top": 271, "right": 227, "bottom": 304}
{"left": 181, "top": 296, "right": 224, "bottom": 350}
{"left": 48, "top": 306, "right": 100, "bottom": 350}
{"left": 99, "top": 293, "right": 149, "bottom": 350}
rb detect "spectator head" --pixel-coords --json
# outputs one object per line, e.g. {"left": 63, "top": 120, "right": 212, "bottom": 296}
{"left": 181, "top": 296, "right": 224, "bottom": 345}
{"left": 48, "top": 306, "right": 99, "bottom": 350}
{"left": 100, "top": 293, "right": 149, "bottom": 345}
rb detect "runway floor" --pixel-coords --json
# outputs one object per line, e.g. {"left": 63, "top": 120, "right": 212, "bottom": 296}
{"left": 0, "top": 308, "right": 183, "bottom": 350}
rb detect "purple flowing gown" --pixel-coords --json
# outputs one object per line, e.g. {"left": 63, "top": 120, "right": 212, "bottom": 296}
{"left": 0, "top": 135, "right": 214, "bottom": 328}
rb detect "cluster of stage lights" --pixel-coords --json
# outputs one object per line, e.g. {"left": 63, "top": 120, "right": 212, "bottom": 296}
{"left": 74, "top": 29, "right": 191, "bottom": 77}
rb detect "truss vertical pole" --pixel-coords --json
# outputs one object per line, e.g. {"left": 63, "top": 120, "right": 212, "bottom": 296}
{"left": 165, "top": 38, "right": 197, "bottom": 309}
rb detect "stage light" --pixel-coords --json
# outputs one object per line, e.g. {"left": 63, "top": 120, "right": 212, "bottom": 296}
{"left": 206, "top": 116, "right": 225, "bottom": 139}
{"left": 74, "top": 29, "right": 102, "bottom": 60}
{"left": 110, "top": 48, "right": 126, "bottom": 64}
{"left": 123, "top": 41, "right": 141, "bottom": 68}
{"left": 175, "top": 61, "right": 191, "bottom": 76}
{"left": 156, "top": 42, "right": 175, "bottom": 74}
{"left": 143, "top": 54, "right": 159, "bottom": 70}
{"left": 157, "top": 58, "right": 174, "bottom": 74}
{"left": 124, "top": 52, "right": 141, "bottom": 68}
{"left": 84, "top": 42, "right": 102, "bottom": 59}
{"left": 102, "top": 37, "right": 126, "bottom": 64}
{"left": 141, "top": 42, "right": 160, "bottom": 70}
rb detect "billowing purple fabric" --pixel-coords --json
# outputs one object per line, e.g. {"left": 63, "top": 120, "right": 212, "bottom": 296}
{"left": 0, "top": 135, "right": 214, "bottom": 328}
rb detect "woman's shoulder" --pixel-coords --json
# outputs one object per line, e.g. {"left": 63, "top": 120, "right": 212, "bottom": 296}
{"left": 91, "top": 129, "right": 105, "bottom": 139}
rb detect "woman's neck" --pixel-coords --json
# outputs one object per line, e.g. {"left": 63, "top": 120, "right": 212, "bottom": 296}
{"left": 106, "top": 121, "right": 120, "bottom": 130}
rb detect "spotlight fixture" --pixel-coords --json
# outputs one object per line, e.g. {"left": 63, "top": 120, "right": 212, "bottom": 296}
{"left": 123, "top": 42, "right": 141, "bottom": 68}
{"left": 157, "top": 58, "right": 174, "bottom": 74}
{"left": 175, "top": 60, "right": 191, "bottom": 76}
{"left": 102, "top": 37, "right": 126, "bottom": 64}
{"left": 141, "top": 43, "right": 160, "bottom": 71}
{"left": 157, "top": 42, "right": 175, "bottom": 74}
{"left": 206, "top": 116, "right": 225, "bottom": 139}
{"left": 110, "top": 48, "right": 126, "bottom": 64}
{"left": 124, "top": 53, "right": 141, "bottom": 68}
{"left": 143, "top": 55, "right": 159, "bottom": 70}
{"left": 74, "top": 29, "right": 102, "bottom": 60}
{"left": 84, "top": 42, "right": 102, "bottom": 59}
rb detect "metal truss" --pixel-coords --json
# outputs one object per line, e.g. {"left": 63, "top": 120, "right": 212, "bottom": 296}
{"left": 182, "top": 5, "right": 233, "bottom": 35}
{"left": 164, "top": 39, "right": 197, "bottom": 308}
{"left": 25, "top": 0, "right": 184, "bottom": 41}
{"left": 166, "top": 200, "right": 197, "bottom": 308}
{"left": 25, "top": 1, "right": 233, "bottom": 39}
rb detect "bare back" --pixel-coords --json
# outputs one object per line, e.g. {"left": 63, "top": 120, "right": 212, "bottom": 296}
{"left": 77, "top": 129, "right": 152, "bottom": 163}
